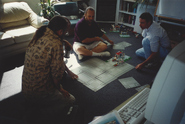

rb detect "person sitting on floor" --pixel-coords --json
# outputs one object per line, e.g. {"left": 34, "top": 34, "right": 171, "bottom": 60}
{"left": 22, "top": 15, "right": 78, "bottom": 118}
{"left": 135, "top": 12, "right": 171, "bottom": 70}
{"left": 73, "top": 6, "right": 114, "bottom": 60}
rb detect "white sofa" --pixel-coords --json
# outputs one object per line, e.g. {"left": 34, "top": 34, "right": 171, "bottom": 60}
{"left": 0, "top": 2, "right": 49, "bottom": 60}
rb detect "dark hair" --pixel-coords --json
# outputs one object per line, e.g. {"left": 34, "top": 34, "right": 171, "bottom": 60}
{"left": 84, "top": 6, "right": 95, "bottom": 14}
{"left": 28, "top": 15, "right": 68, "bottom": 47}
{"left": 48, "top": 15, "right": 68, "bottom": 34}
{"left": 139, "top": 12, "right": 153, "bottom": 23}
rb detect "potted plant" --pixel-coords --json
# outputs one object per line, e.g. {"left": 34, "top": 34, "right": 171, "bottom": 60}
{"left": 39, "top": 0, "right": 56, "bottom": 20}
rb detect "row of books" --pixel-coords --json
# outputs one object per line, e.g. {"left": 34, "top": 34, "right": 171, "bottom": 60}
{"left": 120, "top": 14, "right": 136, "bottom": 25}
{"left": 120, "top": 1, "right": 137, "bottom": 13}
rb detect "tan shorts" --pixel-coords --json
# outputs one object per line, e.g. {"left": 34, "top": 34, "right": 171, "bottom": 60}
{"left": 73, "top": 41, "right": 103, "bottom": 54}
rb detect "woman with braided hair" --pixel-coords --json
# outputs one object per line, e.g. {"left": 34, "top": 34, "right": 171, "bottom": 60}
{"left": 22, "top": 15, "right": 78, "bottom": 118}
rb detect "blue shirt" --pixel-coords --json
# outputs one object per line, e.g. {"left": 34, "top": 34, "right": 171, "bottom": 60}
{"left": 73, "top": 17, "right": 103, "bottom": 45}
{"left": 142, "top": 21, "right": 171, "bottom": 52}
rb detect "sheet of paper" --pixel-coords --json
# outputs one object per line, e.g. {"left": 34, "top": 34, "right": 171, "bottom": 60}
{"left": 118, "top": 77, "right": 140, "bottom": 89}
{"left": 119, "top": 34, "right": 130, "bottom": 37}
{"left": 113, "top": 41, "right": 132, "bottom": 50}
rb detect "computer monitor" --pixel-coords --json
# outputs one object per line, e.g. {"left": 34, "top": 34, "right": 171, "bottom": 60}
{"left": 144, "top": 40, "right": 185, "bottom": 124}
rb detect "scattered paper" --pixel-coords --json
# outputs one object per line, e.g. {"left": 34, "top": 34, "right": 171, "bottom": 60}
{"left": 118, "top": 77, "right": 140, "bottom": 89}
{"left": 119, "top": 34, "right": 130, "bottom": 37}
{"left": 113, "top": 41, "right": 132, "bottom": 50}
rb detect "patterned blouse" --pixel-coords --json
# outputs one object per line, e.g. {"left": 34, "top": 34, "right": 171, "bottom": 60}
{"left": 22, "top": 27, "right": 65, "bottom": 101}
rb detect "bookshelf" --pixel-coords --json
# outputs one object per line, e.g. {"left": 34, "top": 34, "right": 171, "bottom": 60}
{"left": 115, "top": 0, "right": 137, "bottom": 30}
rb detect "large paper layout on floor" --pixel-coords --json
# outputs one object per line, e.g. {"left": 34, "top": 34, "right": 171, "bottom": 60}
{"left": 71, "top": 58, "right": 134, "bottom": 92}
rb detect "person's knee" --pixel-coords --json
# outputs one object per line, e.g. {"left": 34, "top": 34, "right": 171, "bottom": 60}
{"left": 142, "top": 38, "right": 149, "bottom": 46}
{"left": 76, "top": 47, "right": 82, "bottom": 53}
{"left": 102, "top": 43, "right": 107, "bottom": 50}
{"left": 99, "top": 42, "right": 107, "bottom": 50}
{"left": 135, "top": 49, "right": 140, "bottom": 56}
{"left": 76, "top": 46, "right": 86, "bottom": 53}
{"left": 135, "top": 49, "right": 143, "bottom": 57}
{"left": 92, "top": 42, "right": 107, "bottom": 53}
{"left": 135, "top": 48, "right": 146, "bottom": 59}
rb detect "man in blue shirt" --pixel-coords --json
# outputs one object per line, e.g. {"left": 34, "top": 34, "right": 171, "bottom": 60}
{"left": 73, "top": 6, "right": 114, "bottom": 60}
{"left": 135, "top": 12, "right": 171, "bottom": 70}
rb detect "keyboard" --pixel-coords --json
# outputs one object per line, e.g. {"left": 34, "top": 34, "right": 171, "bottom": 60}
{"left": 118, "top": 87, "right": 150, "bottom": 124}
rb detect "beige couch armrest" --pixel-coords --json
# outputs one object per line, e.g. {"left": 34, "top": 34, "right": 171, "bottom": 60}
{"left": 20, "top": 2, "right": 49, "bottom": 29}
{"left": 28, "top": 14, "right": 49, "bottom": 28}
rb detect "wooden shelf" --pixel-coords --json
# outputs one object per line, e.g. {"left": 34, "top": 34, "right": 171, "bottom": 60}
{"left": 119, "top": 10, "right": 137, "bottom": 16}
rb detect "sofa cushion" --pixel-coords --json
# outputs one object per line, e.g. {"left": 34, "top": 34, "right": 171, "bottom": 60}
{"left": 0, "top": 41, "right": 29, "bottom": 58}
{"left": 0, "top": 2, "right": 49, "bottom": 30}
{"left": 28, "top": 15, "right": 49, "bottom": 29}
{"left": 0, "top": 2, "right": 30, "bottom": 23}
{"left": 0, "top": 20, "right": 29, "bottom": 30}
{"left": 4, "top": 25, "right": 36, "bottom": 44}
{"left": 0, "top": 32, "right": 14, "bottom": 48}
{"left": 19, "top": 2, "right": 49, "bottom": 28}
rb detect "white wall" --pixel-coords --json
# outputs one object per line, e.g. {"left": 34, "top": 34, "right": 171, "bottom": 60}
{"left": 0, "top": 0, "right": 41, "bottom": 14}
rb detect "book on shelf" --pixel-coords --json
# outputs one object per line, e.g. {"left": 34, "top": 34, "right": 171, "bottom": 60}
{"left": 121, "top": 14, "right": 136, "bottom": 26}
{"left": 126, "top": 2, "right": 135, "bottom": 12}
{"left": 132, "top": 16, "right": 136, "bottom": 25}
{"left": 121, "top": 14, "right": 124, "bottom": 22}
{"left": 121, "top": 1, "right": 128, "bottom": 11}
{"left": 133, "top": 8, "right": 137, "bottom": 13}
{"left": 123, "top": 14, "right": 129, "bottom": 23}
{"left": 127, "top": 2, "right": 130, "bottom": 12}
{"left": 121, "top": 1, "right": 137, "bottom": 12}
{"left": 128, "top": 15, "right": 132, "bottom": 24}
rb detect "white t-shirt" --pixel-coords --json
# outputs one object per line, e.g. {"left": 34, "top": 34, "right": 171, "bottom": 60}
{"left": 142, "top": 21, "right": 171, "bottom": 52}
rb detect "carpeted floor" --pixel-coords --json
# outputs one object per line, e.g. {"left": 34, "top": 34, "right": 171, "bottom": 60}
{"left": 0, "top": 23, "right": 161, "bottom": 124}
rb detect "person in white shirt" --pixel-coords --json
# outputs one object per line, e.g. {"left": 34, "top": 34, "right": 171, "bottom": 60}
{"left": 135, "top": 12, "right": 171, "bottom": 70}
